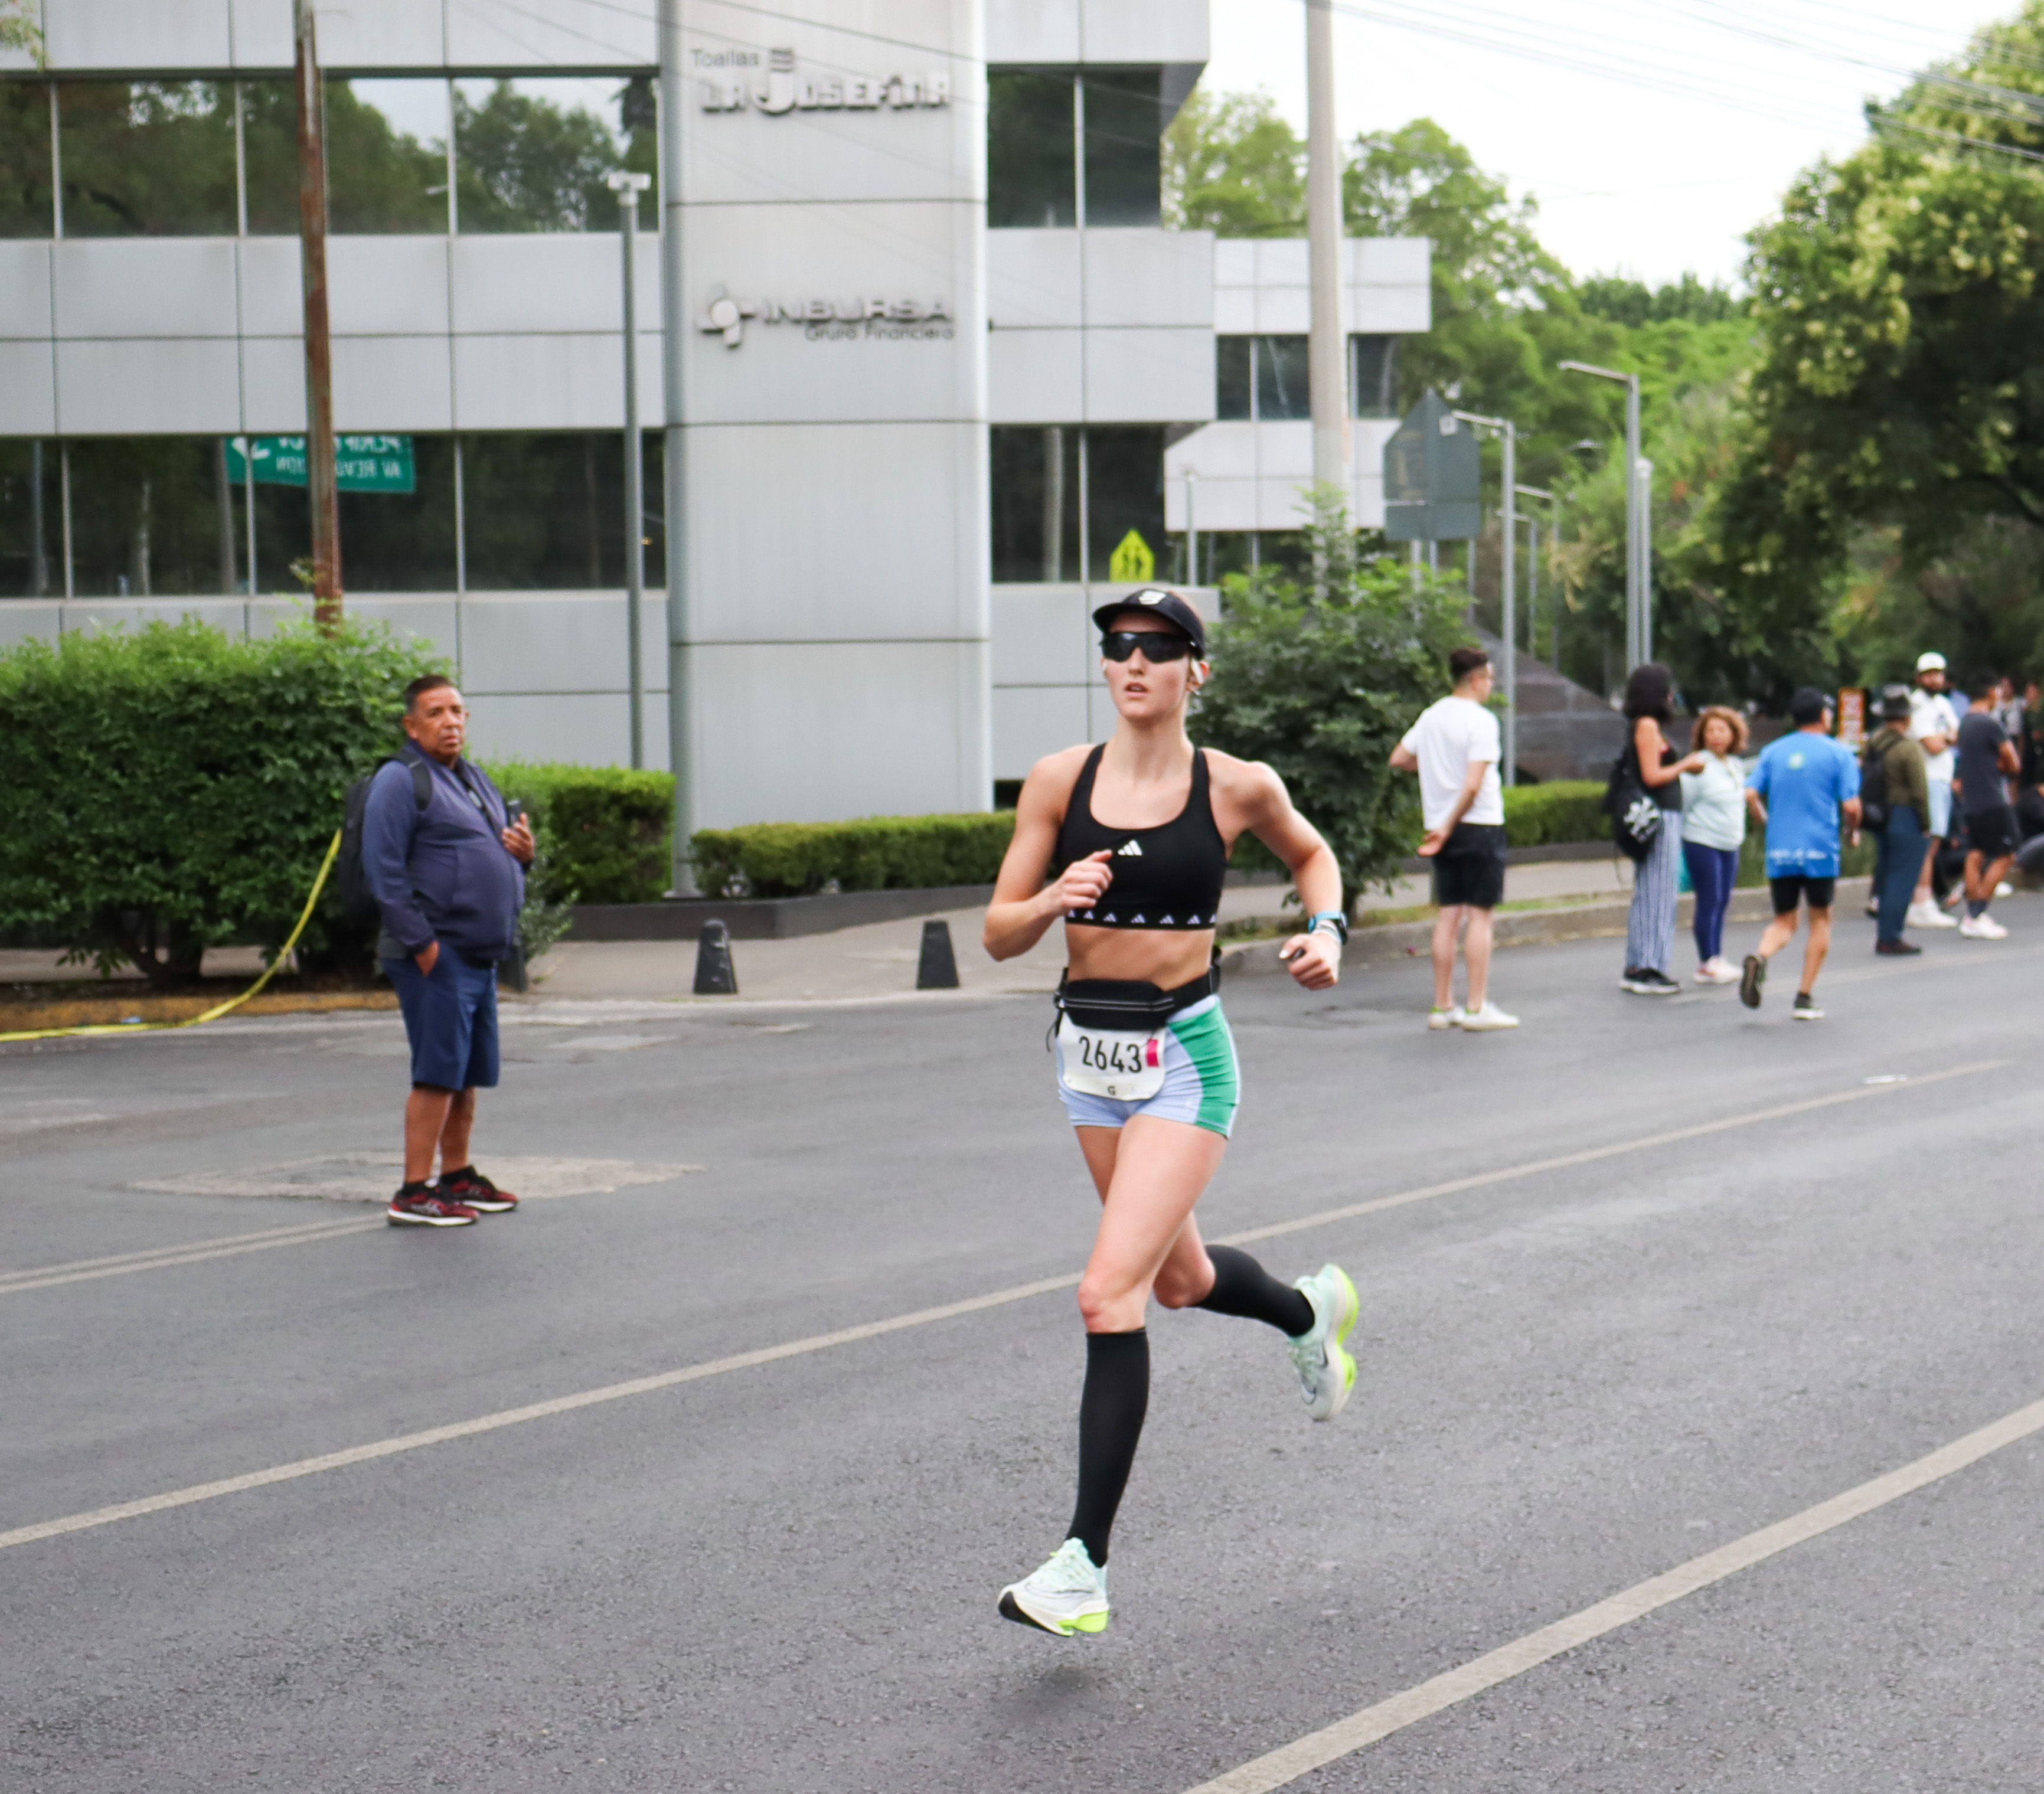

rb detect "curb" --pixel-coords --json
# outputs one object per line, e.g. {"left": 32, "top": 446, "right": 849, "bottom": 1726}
{"left": 1222, "top": 877, "right": 1876, "bottom": 980}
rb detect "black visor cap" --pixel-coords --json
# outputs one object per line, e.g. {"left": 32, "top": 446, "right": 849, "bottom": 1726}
{"left": 1091, "top": 589, "right": 1207, "bottom": 658}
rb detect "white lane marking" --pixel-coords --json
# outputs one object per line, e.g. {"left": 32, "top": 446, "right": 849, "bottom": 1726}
{"left": 0, "top": 1063, "right": 1999, "bottom": 1550}
{"left": 0, "top": 1217, "right": 375, "bottom": 1288}
{"left": 0, "top": 1220, "right": 382, "bottom": 1296}
{"left": 1216, "top": 1060, "right": 2002, "bottom": 1251}
{"left": 1183, "top": 1394, "right": 2044, "bottom": 1794}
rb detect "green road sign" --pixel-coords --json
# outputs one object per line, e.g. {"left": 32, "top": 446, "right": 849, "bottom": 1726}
{"left": 226, "top": 434, "right": 415, "bottom": 494}
{"left": 1381, "top": 391, "right": 1480, "bottom": 542}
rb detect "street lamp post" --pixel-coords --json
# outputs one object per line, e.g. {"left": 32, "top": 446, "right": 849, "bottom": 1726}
{"left": 607, "top": 168, "right": 652, "bottom": 770}
{"left": 656, "top": 0, "right": 696, "bottom": 893}
{"left": 1455, "top": 409, "right": 1517, "bottom": 785}
{"left": 1515, "top": 482, "right": 1556, "bottom": 664}
{"left": 1559, "top": 361, "right": 1643, "bottom": 671}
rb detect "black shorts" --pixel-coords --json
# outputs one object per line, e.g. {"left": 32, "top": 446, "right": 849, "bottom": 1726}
{"left": 1769, "top": 874, "right": 1836, "bottom": 915}
{"left": 1432, "top": 822, "right": 1507, "bottom": 909}
{"left": 1965, "top": 805, "right": 2019, "bottom": 860}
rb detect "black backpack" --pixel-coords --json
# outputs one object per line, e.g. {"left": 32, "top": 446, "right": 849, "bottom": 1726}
{"left": 335, "top": 757, "right": 433, "bottom": 928}
{"left": 1858, "top": 736, "right": 1898, "bottom": 831}
{"left": 1603, "top": 741, "right": 1662, "bottom": 862}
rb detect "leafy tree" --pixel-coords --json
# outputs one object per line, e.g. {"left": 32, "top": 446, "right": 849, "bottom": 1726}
{"left": 1579, "top": 273, "right": 1745, "bottom": 328}
{"left": 455, "top": 79, "right": 648, "bottom": 232}
{"left": 1163, "top": 88, "right": 1304, "bottom": 235}
{"left": 0, "top": 0, "right": 41, "bottom": 61}
{"left": 1194, "top": 489, "right": 1470, "bottom": 897}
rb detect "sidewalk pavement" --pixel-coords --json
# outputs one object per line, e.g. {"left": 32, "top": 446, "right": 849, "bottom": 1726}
{"left": 520, "top": 855, "right": 1640, "bottom": 1006}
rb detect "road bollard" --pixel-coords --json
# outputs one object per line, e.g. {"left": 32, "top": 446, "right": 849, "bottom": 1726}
{"left": 916, "top": 919, "right": 960, "bottom": 990}
{"left": 693, "top": 919, "right": 738, "bottom": 995}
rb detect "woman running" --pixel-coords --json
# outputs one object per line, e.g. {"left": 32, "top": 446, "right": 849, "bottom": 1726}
{"left": 983, "top": 588, "right": 1357, "bottom": 1638}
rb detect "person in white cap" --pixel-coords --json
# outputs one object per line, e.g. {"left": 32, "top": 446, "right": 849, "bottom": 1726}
{"left": 1907, "top": 652, "right": 1961, "bottom": 928}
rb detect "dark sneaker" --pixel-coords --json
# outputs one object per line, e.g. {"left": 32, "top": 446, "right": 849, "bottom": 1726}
{"left": 437, "top": 1166, "right": 518, "bottom": 1214}
{"left": 388, "top": 1184, "right": 478, "bottom": 1228}
{"left": 1739, "top": 954, "right": 1766, "bottom": 1009}
{"left": 1875, "top": 939, "right": 1922, "bottom": 956}
{"left": 1792, "top": 992, "right": 1824, "bottom": 1020}
{"left": 1623, "top": 969, "right": 1679, "bottom": 995}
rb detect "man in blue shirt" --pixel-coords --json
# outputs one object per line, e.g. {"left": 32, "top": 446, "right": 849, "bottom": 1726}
{"left": 365, "top": 674, "right": 536, "bottom": 1227}
{"left": 1740, "top": 687, "right": 1862, "bottom": 1019}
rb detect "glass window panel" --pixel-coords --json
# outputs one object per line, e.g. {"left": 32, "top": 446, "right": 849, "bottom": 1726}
{"left": 1080, "top": 68, "right": 1161, "bottom": 228}
{"left": 462, "top": 431, "right": 659, "bottom": 589}
{"left": 58, "top": 82, "right": 237, "bottom": 237}
{"left": 1255, "top": 335, "right": 1310, "bottom": 421}
{"left": 332, "top": 435, "right": 457, "bottom": 590}
{"left": 0, "top": 81, "right": 53, "bottom": 238}
{"left": 243, "top": 79, "right": 450, "bottom": 235}
{"left": 1215, "top": 336, "right": 1252, "bottom": 421}
{"left": 990, "top": 424, "right": 1081, "bottom": 583}
{"left": 67, "top": 438, "right": 239, "bottom": 596}
{"left": 453, "top": 76, "right": 655, "bottom": 234}
{"left": 987, "top": 70, "right": 1075, "bottom": 229}
{"left": 1349, "top": 334, "right": 1399, "bottom": 419}
{"left": 0, "top": 439, "right": 60, "bottom": 596}
{"left": 1086, "top": 426, "right": 1165, "bottom": 579}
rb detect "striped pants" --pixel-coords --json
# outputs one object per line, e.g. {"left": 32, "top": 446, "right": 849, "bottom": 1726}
{"left": 1625, "top": 819, "right": 1683, "bottom": 976}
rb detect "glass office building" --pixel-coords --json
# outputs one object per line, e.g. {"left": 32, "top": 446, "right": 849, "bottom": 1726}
{"left": 0, "top": 0, "right": 1428, "bottom": 819}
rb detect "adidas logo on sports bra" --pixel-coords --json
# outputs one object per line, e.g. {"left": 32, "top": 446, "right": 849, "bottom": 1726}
{"left": 1116, "top": 840, "right": 1144, "bottom": 857}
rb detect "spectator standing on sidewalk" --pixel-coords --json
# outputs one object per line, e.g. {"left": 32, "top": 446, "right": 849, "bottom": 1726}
{"left": 1678, "top": 704, "right": 1748, "bottom": 985}
{"left": 1619, "top": 664, "right": 1704, "bottom": 996}
{"left": 366, "top": 674, "right": 536, "bottom": 1228}
{"left": 1864, "top": 684, "right": 1928, "bottom": 957}
{"left": 1390, "top": 645, "right": 1519, "bottom": 1030}
{"left": 1740, "top": 687, "right": 1861, "bottom": 1019}
{"left": 1907, "top": 652, "right": 1961, "bottom": 929}
{"left": 1952, "top": 680, "right": 2022, "bottom": 940}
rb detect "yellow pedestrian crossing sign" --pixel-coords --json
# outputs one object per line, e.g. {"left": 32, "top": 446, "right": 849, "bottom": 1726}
{"left": 1108, "top": 529, "right": 1155, "bottom": 583}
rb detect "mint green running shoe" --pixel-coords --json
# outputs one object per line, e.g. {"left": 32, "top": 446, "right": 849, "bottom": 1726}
{"left": 1288, "top": 1263, "right": 1359, "bottom": 1422}
{"left": 999, "top": 1538, "right": 1110, "bottom": 1636}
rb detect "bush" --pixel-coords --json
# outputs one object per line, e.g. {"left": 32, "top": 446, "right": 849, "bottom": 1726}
{"left": 691, "top": 812, "right": 1018, "bottom": 899}
{"left": 0, "top": 616, "right": 440, "bottom": 981}
{"left": 1193, "top": 487, "right": 1471, "bottom": 894}
{"left": 479, "top": 761, "right": 674, "bottom": 905}
{"left": 1501, "top": 780, "right": 1608, "bottom": 848}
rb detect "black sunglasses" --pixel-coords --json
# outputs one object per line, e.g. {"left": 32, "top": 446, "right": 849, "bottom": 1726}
{"left": 1101, "top": 630, "right": 1196, "bottom": 663}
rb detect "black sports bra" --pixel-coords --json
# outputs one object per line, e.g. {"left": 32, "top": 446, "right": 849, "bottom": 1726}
{"left": 1052, "top": 744, "right": 1228, "bottom": 930}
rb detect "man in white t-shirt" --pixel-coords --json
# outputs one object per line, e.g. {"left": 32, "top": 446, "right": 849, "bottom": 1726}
{"left": 1907, "top": 651, "right": 1961, "bottom": 928}
{"left": 1389, "top": 645, "right": 1519, "bottom": 1031}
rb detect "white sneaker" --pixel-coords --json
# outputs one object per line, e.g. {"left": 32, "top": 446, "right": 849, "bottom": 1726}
{"left": 1000, "top": 1539, "right": 1110, "bottom": 1636}
{"left": 1288, "top": 1264, "right": 1359, "bottom": 1422}
{"left": 1458, "top": 999, "right": 1520, "bottom": 1030}
{"left": 1695, "top": 959, "right": 1740, "bottom": 985}
{"left": 1907, "top": 900, "right": 1957, "bottom": 929}
{"left": 1427, "top": 1005, "right": 1465, "bottom": 1030}
{"left": 1959, "top": 913, "right": 2009, "bottom": 939}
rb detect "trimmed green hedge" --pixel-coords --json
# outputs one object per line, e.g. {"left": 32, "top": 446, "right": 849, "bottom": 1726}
{"left": 1501, "top": 780, "right": 1608, "bottom": 849}
{"left": 479, "top": 760, "right": 674, "bottom": 905}
{"left": 692, "top": 812, "right": 1018, "bottom": 899}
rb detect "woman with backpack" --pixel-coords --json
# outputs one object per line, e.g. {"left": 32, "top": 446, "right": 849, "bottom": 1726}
{"left": 1863, "top": 683, "right": 1929, "bottom": 956}
{"left": 1679, "top": 705, "right": 1749, "bottom": 983}
{"left": 1617, "top": 664, "right": 1705, "bottom": 995}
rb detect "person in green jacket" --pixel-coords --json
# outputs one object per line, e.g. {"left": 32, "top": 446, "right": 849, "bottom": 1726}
{"left": 1866, "top": 684, "right": 1930, "bottom": 955}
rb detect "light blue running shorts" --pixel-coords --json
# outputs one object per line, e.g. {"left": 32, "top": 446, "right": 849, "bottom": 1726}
{"left": 1054, "top": 995, "right": 1240, "bottom": 1139}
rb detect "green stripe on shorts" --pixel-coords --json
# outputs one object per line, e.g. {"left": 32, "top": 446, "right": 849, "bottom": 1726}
{"left": 1168, "top": 1001, "right": 1240, "bottom": 1136}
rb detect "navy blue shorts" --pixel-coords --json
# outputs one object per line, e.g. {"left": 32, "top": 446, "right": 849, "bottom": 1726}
{"left": 383, "top": 949, "right": 501, "bottom": 1091}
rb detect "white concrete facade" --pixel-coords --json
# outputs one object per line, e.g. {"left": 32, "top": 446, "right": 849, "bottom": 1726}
{"left": 1, "top": 0, "right": 1432, "bottom": 816}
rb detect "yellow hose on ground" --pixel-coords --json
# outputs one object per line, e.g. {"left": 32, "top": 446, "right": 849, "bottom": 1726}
{"left": 0, "top": 828, "right": 345, "bottom": 1045}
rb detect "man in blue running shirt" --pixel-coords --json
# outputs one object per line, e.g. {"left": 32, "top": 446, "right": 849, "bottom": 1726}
{"left": 1740, "top": 687, "right": 1862, "bottom": 1018}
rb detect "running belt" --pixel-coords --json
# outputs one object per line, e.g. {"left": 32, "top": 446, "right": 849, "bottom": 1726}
{"left": 1056, "top": 965, "right": 1220, "bottom": 1031}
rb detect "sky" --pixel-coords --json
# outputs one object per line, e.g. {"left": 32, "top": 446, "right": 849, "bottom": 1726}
{"left": 1203, "top": 0, "right": 2016, "bottom": 289}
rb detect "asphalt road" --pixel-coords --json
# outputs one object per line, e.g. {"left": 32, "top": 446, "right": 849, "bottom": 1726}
{"left": 4, "top": 900, "right": 2042, "bottom": 1792}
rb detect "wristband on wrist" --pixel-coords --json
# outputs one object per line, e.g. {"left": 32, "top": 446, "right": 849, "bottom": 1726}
{"left": 1305, "top": 909, "right": 1348, "bottom": 945}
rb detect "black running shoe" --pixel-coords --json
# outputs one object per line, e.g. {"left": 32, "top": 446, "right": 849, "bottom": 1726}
{"left": 437, "top": 1166, "right": 518, "bottom": 1214}
{"left": 1792, "top": 991, "right": 1823, "bottom": 1020}
{"left": 1739, "top": 953, "right": 1765, "bottom": 1009}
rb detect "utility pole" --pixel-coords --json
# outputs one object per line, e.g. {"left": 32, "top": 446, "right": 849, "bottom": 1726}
{"left": 657, "top": 0, "right": 696, "bottom": 892}
{"left": 1637, "top": 455, "right": 1654, "bottom": 662}
{"left": 608, "top": 169, "right": 652, "bottom": 770}
{"left": 1560, "top": 361, "right": 1641, "bottom": 671}
{"left": 1456, "top": 410, "right": 1516, "bottom": 785}
{"left": 1184, "top": 468, "right": 1199, "bottom": 586}
{"left": 295, "top": 0, "right": 341, "bottom": 628}
{"left": 1304, "top": 0, "right": 1348, "bottom": 498}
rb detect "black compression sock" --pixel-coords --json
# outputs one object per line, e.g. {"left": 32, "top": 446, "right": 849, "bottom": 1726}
{"left": 1194, "top": 1244, "right": 1314, "bottom": 1336}
{"left": 1067, "top": 1329, "right": 1150, "bottom": 1568}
